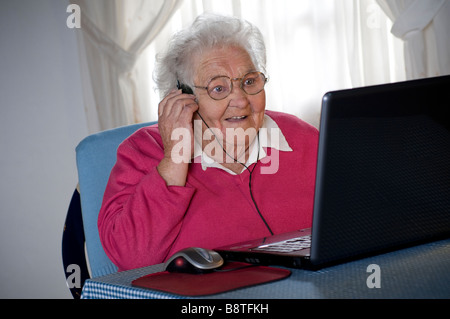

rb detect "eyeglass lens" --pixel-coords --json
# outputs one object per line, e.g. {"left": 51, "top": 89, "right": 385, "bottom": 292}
{"left": 207, "top": 72, "right": 266, "bottom": 100}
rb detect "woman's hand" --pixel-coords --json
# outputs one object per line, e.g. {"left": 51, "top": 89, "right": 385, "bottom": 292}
{"left": 157, "top": 89, "right": 198, "bottom": 186}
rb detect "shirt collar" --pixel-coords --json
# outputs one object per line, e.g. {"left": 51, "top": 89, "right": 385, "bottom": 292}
{"left": 193, "top": 114, "right": 292, "bottom": 175}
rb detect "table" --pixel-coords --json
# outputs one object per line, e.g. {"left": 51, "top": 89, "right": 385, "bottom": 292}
{"left": 81, "top": 238, "right": 450, "bottom": 299}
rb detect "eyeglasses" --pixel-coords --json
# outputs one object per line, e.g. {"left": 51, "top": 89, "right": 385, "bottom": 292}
{"left": 194, "top": 71, "right": 268, "bottom": 100}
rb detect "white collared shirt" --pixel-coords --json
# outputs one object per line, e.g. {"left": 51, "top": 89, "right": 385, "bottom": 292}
{"left": 193, "top": 114, "right": 293, "bottom": 175}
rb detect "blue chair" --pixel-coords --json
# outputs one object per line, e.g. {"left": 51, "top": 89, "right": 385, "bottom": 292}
{"left": 62, "top": 121, "right": 156, "bottom": 298}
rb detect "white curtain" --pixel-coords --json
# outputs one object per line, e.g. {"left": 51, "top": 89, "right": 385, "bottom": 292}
{"left": 72, "top": 0, "right": 182, "bottom": 132}
{"left": 75, "top": 0, "right": 407, "bottom": 131}
{"left": 377, "top": 0, "right": 450, "bottom": 80}
{"left": 141, "top": 0, "right": 405, "bottom": 128}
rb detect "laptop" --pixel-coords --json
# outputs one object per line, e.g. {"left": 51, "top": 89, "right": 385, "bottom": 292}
{"left": 217, "top": 75, "right": 450, "bottom": 269}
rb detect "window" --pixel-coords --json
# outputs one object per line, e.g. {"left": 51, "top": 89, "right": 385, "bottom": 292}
{"left": 140, "top": 0, "right": 404, "bottom": 128}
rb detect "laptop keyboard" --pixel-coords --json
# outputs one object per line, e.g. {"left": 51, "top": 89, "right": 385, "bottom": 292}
{"left": 251, "top": 235, "right": 311, "bottom": 253}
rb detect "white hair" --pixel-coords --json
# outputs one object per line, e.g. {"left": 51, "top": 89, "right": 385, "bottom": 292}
{"left": 153, "top": 13, "right": 267, "bottom": 97}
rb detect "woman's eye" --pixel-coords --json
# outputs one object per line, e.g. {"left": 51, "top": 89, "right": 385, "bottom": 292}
{"left": 210, "top": 85, "right": 229, "bottom": 96}
{"left": 244, "top": 78, "right": 256, "bottom": 86}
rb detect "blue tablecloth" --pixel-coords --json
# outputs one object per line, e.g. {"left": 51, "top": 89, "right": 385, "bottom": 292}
{"left": 81, "top": 239, "right": 450, "bottom": 299}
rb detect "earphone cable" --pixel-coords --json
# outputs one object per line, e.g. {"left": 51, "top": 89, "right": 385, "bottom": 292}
{"left": 196, "top": 111, "right": 274, "bottom": 235}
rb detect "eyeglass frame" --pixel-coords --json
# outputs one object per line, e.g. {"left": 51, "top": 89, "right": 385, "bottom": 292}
{"left": 192, "top": 71, "right": 268, "bottom": 101}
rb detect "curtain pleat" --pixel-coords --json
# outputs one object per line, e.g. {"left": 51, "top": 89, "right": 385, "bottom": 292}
{"left": 71, "top": 0, "right": 182, "bottom": 132}
{"left": 377, "top": 0, "right": 450, "bottom": 79}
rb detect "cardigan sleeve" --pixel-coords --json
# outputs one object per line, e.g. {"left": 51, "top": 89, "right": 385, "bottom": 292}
{"left": 98, "top": 127, "right": 196, "bottom": 270}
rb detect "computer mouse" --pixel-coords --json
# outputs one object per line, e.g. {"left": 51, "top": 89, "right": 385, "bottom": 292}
{"left": 165, "top": 247, "right": 224, "bottom": 274}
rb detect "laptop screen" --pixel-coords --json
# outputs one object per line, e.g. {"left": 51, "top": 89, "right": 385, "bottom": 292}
{"left": 310, "top": 75, "right": 450, "bottom": 265}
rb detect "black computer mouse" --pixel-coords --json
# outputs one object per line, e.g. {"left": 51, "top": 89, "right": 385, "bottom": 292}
{"left": 165, "top": 247, "right": 224, "bottom": 274}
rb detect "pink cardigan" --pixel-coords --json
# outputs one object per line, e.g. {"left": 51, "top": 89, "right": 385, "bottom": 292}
{"left": 98, "top": 110, "right": 318, "bottom": 271}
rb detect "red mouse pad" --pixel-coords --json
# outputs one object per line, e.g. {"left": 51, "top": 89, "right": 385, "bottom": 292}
{"left": 132, "top": 262, "right": 291, "bottom": 297}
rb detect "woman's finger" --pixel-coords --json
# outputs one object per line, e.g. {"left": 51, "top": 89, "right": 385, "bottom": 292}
{"left": 179, "top": 100, "right": 199, "bottom": 123}
{"left": 158, "top": 89, "right": 181, "bottom": 117}
{"left": 161, "top": 94, "right": 197, "bottom": 121}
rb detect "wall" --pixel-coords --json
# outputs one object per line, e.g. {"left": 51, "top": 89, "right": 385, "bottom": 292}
{"left": 0, "top": 0, "right": 88, "bottom": 298}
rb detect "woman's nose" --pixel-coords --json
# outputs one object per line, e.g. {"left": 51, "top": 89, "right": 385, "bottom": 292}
{"left": 228, "top": 82, "right": 248, "bottom": 108}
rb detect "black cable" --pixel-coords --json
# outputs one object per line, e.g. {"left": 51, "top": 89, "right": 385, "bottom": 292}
{"left": 214, "top": 264, "right": 257, "bottom": 272}
{"left": 196, "top": 111, "right": 274, "bottom": 236}
{"left": 248, "top": 160, "right": 274, "bottom": 236}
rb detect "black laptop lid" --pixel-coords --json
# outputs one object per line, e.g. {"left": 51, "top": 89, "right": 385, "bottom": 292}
{"left": 310, "top": 75, "right": 450, "bottom": 265}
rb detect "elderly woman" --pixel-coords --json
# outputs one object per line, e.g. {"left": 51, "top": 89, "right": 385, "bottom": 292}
{"left": 98, "top": 14, "right": 318, "bottom": 271}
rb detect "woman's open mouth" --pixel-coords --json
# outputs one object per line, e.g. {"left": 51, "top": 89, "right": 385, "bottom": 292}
{"left": 225, "top": 115, "right": 248, "bottom": 122}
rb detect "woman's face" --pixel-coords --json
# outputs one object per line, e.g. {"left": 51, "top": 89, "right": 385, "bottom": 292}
{"left": 192, "top": 46, "right": 266, "bottom": 160}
